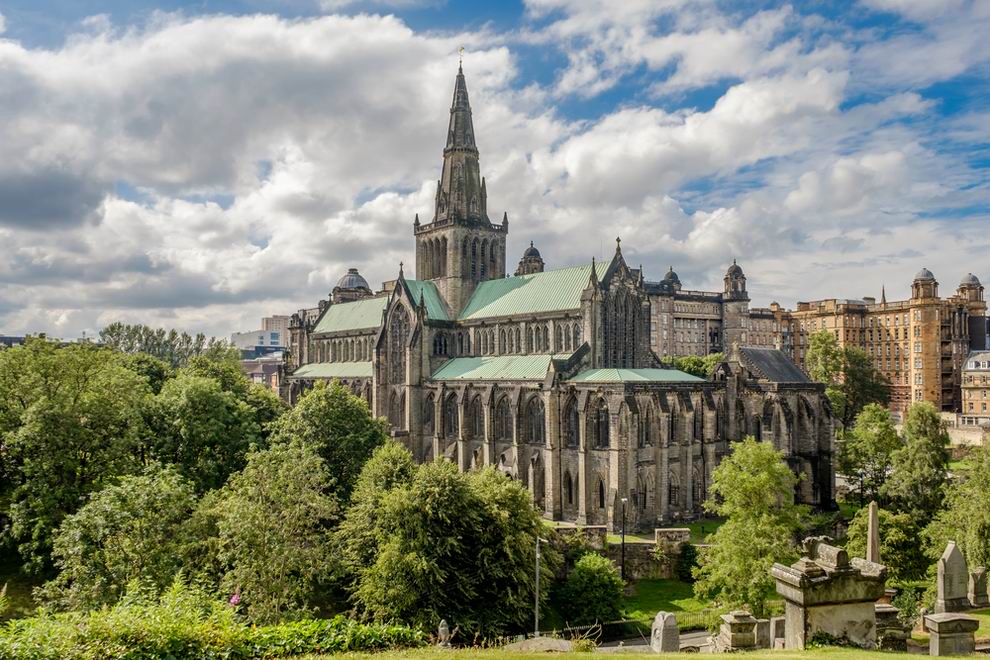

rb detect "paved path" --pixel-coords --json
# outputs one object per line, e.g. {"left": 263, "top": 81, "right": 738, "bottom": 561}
{"left": 597, "top": 629, "right": 711, "bottom": 652}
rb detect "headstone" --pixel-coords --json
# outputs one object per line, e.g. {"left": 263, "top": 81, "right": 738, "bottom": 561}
{"left": 924, "top": 612, "right": 979, "bottom": 656}
{"left": 650, "top": 611, "right": 679, "bottom": 653}
{"left": 866, "top": 501, "right": 880, "bottom": 564}
{"left": 713, "top": 610, "right": 757, "bottom": 652}
{"left": 874, "top": 603, "right": 910, "bottom": 651}
{"left": 936, "top": 541, "right": 970, "bottom": 613}
{"left": 969, "top": 567, "right": 989, "bottom": 608}
{"left": 437, "top": 619, "right": 451, "bottom": 647}
{"left": 770, "top": 616, "right": 786, "bottom": 644}
{"left": 754, "top": 619, "right": 770, "bottom": 649}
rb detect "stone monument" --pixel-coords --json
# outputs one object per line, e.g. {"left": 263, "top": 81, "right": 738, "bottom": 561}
{"left": 771, "top": 536, "right": 887, "bottom": 649}
{"left": 969, "top": 567, "right": 989, "bottom": 609}
{"left": 866, "top": 501, "right": 880, "bottom": 564}
{"left": 650, "top": 611, "right": 679, "bottom": 652}
{"left": 437, "top": 619, "right": 451, "bottom": 647}
{"left": 754, "top": 618, "right": 770, "bottom": 649}
{"left": 770, "top": 617, "right": 786, "bottom": 649}
{"left": 874, "top": 603, "right": 910, "bottom": 651}
{"left": 924, "top": 612, "right": 979, "bottom": 656}
{"left": 935, "top": 541, "right": 970, "bottom": 613}
{"left": 712, "top": 610, "right": 758, "bottom": 652}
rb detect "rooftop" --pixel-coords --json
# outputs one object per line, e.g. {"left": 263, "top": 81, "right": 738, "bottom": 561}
{"left": 313, "top": 296, "right": 388, "bottom": 334}
{"left": 459, "top": 261, "right": 609, "bottom": 321}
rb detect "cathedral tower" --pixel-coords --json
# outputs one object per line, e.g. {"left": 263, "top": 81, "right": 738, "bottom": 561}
{"left": 414, "top": 64, "right": 507, "bottom": 316}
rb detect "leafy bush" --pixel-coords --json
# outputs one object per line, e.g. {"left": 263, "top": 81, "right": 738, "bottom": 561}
{"left": 891, "top": 587, "right": 922, "bottom": 629}
{"left": 0, "top": 578, "right": 424, "bottom": 660}
{"left": 556, "top": 553, "right": 623, "bottom": 625}
{"left": 676, "top": 543, "right": 698, "bottom": 583}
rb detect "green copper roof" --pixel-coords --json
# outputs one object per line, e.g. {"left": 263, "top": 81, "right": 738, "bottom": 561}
{"left": 568, "top": 368, "right": 704, "bottom": 383}
{"left": 313, "top": 297, "right": 387, "bottom": 334}
{"left": 432, "top": 353, "right": 573, "bottom": 381}
{"left": 404, "top": 279, "right": 450, "bottom": 321}
{"left": 458, "top": 262, "right": 610, "bottom": 321}
{"left": 290, "top": 362, "right": 373, "bottom": 379}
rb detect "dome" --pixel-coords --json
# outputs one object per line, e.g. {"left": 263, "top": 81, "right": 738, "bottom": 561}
{"left": 336, "top": 267, "right": 370, "bottom": 290}
{"left": 662, "top": 266, "right": 680, "bottom": 284}
{"left": 961, "top": 273, "right": 981, "bottom": 286}
{"left": 726, "top": 259, "right": 744, "bottom": 277}
{"left": 914, "top": 267, "right": 935, "bottom": 282}
{"left": 523, "top": 241, "right": 542, "bottom": 259}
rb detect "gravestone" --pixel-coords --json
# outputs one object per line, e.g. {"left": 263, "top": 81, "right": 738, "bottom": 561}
{"left": 437, "top": 619, "right": 451, "bottom": 647}
{"left": 650, "top": 611, "right": 679, "bottom": 652}
{"left": 969, "top": 567, "right": 989, "bottom": 609}
{"left": 770, "top": 617, "right": 786, "bottom": 649}
{"left": 874, "top": 603, "right": 910, "bottom": 651}
{"left": 866, "top": 501, "right": 880, "bottom": 564}
{"left": 713, "top": 610, "right": 757, "bottom": 652}
{"left": 754, "top": 619, "right": 770, "bottom": 649}
{"left": 924, "top": 612, "right": 979, "bottom": 656}
{"left": 936, "top": 541, "right": 970, "bottom": 613}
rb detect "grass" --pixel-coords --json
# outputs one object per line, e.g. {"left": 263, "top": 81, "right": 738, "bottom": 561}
{"left": 302, "top": 647, "right": 923, "bottom": 659}
{"left": 622, "top": 578, "right": 710, "bottom": 620}
{"left": 912, "top": 607, "right": 990, "bottom": 643}
{"left": 654, "top": 518, "right": 724, "bottom": 544}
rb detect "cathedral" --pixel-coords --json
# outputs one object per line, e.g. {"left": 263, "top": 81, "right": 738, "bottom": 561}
{"left": 285, "top": 64, "right": 835, "bottom": 529}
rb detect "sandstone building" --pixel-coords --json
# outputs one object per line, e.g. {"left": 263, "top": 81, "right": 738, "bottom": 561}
{"left": 961, "top": 350, "right": 990, "bottom": 426}
{"left": 284, "top": 65, "right": 835, "bottom": 528}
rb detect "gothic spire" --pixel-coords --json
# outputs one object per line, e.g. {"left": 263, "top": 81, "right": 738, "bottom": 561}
{"left": 433, "top": 64, "right": 488, "bottom": 226}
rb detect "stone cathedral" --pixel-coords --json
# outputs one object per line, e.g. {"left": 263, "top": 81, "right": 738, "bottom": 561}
{"left": 286, "top": 65, "right": 835, "bottom": 529}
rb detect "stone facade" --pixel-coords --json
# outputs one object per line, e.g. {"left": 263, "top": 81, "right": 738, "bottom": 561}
{"left": 961, "top": 350, "right": 990, "bottom": 426}
{"left": 283, "top": 65, "right": 836, "bottom": 529}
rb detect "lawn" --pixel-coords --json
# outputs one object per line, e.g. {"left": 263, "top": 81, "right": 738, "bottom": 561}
{"left": 654, "top": 518, "right": 724, "bottom": 544}
{"left": 622, "top": 578, "right": 710, "bottom": 620}
{"left": 912, "top": 607, "right": 990, "bottom": 643}
{"left": 305, "top": 647, "right": 920, "bottom": 659}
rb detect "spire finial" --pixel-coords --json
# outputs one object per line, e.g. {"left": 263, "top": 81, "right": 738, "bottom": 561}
{"left": 615, "top": 236, "right": 622, "bottom": 254}
{"left": 530, "top": 240, "right": 534, "bottom": 248}
{"left": 458, "top": 46, "right": 464, "bottom": 72}
{"left": 399, "top": 261, "right": 404, "bottom": 278}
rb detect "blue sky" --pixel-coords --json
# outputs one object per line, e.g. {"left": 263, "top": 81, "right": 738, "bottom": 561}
{"left": 0, "top": 0, "right": 987, "bottom": 337}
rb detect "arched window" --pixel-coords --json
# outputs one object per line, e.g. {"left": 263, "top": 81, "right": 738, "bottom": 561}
{"left": 669, "top": 473, "right": 680, "bottom": 507}
{"left": 555, "top": 325, "right": 562, "bottom": 352}
{"left": 526, "top": 397, "right": 545, "bottom": 445}
{"left": 527, "top": 327, "right": 534, "bottom": 352}
{"left": 443, "top": 394, "right": 459, "bottom": 439}
{"left": 564, "top": 472, "right": 573, "bottom": 506}
{"left": 471, "top": 239, "right": 478, "bottom": 278}
{"left": 641, "top": 406, "right": 657, "bottom": 447}
{"left": 461, "top": 238, "right": 469, "bottom": 278}
{"left": 692, "top": 466, "right": 704, "bottom": 507}
{"left": 564, "top": 326, "right": 572, "bottom": 351}
{"left": 480, "top": 240, "right": 488, "bottom": 279}
{"left": 499, "top": 329, "right": 506, "bottom": 354}
{"left": 598, "top": 478, "right": 606, "bottom": 509}
{"left": 573, "top": 323, "right": 581, "bottom": 348}
{"left": 468, "top": 396, "right": 484, "bottom": 439}
{"left": 565, "top": 398, "right": 580, "bottom": 448}
{"left": 440, "top": 236, "right": 447, "bottom": 276}
{"left": 494, "top": 396, "right": 511, "bottom": 441}
{"left": 388, "top": 306, "right": 410, "bottom": 384}
{"left": 593, "top": 399, "right": 610, "bottom": 449}
{"left": 542, "top": 326, "right": 550, "bottom": 352}
{"left": 423, "top": 394, "right": 435, "bottom": 436}
{"left": 515, "top": 328, "right": 521, "bottom": 354}
{"left": 389, "top": 391, "right": 405, "bottom": 429}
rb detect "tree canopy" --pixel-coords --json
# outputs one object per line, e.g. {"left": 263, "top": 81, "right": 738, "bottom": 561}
{"left": 804, "top": 331, "right": 889, "bottom": 428}
{"left": 924, "top": 446, "right": 990, "bottom": 568}
{"left": 660, "top": 353, "right": 724, "bottom": 378}
{"left": 845, "top": 505, "right": 928, "bottom": 581}
{"left": 881, "top": 402, "right": 948, "bottom": 526}
{"left": 99, "top": 322, "right": 236, "bottom": 368}
{"left": 838, "top": 403, "right": 902, "bottom": 504}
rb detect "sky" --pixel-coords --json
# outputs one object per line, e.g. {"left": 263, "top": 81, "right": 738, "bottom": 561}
{"left": 0, "top": 0, "right": 988, "bottom": 339}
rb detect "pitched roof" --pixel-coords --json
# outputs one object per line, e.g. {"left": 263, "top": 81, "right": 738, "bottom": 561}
{"left": 404, "top": 279, "right": 450, "bottom": 321}
{"left": 290, "top": 361, "right": 373, "bottom": 379}
{"left": 431, "top": 353, "right": 573, "bottom": 381}
{"left": 313, "top": 296, "right": 387, "bottom": 334}
{"left": 568, "top": 368, "right": 704, "bottom": 384}
{"left": 459, "top": 262, "right": 610, "bottom": 321}
{"left": 738, "top": 347, "right": 809, "bottom": 383}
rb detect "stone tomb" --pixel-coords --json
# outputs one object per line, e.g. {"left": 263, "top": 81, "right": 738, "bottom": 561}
{"left": 874, "top": 603, "right": 910, "bottom": 651}
{"left": 969, "top": 567, "right": 989, "bottom": 609}
{"left": 712, "top": 611, "right": 758, "bottom": 652}
{"left": 650, "top": 611, "right": 679, "bottom": 652}
{"left": 936, "top": 541, "right": 971, "bottom": 613}
{"left": 770, "top": 617, "right": 786, "bottom": 649}
{"left": 924, "top": 612, "right": 979, "bottom": 656}
{"left": 771, "top": 537, "right": 887, "bottom": 649}
{"left": 754, "top": 618, "right": 770, "bottom": 649}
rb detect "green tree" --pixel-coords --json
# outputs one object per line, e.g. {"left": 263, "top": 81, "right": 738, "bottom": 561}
{"left": 269, "top": 381, "right": 387, "bottom": 501}
{"left": 661, "top": 353, "right": 724, "bottom": 378}
{"left": 335, "top": 441, "right": 417, "bottom": 582}
{"left": 845, "top": 506, "right": 928, "bottom": 581}
{"left": 839, "top": 403, "right": 902, "bottom": 504}
{"left": 556, "top": 553, "right": 623, "bottom": 625}
{"left": 924, "top": 446, "right": 990, "bottom": 568}
{"left": 215, "top": 441, "right": 338, "bottom": 624}
{"left": 38, "top": 465, "right": 198, "bottom": 611}
{"left": 0, "top": 339, "right": 150, "bottom": 571}
{"left": 805, "top": 332, "right": 889, "bottom": 428}
{"left": 99, "top": 322, "right": 235, "bottom": 368}
{"left": 881, "top": 402, "right": 949, "bottom": 525}
{"left": 351, "top": 460, "right": 553, "bottom": 638}
{"left": 118, "top": 352, "right": 172, "bottom": 394}
{"left": 149, "top": 374, "right": 262, "bottom": 493}
{"left": 693, "top": 437, "right": 806, "bottom": 617}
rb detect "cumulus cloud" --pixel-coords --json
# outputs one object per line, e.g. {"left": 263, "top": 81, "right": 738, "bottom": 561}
{"left": 0, "top": 2, "right": 986, "bottom": 338}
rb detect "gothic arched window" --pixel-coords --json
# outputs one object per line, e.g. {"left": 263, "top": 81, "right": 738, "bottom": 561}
{"left": 494, "top": 396, "right": 511, "bottom": 441}
{"left": 388, "top": 305, "right": 410, "bottom": 384}
{"left": 598, "top": 478, "right": 606, "bottom": 509}
{"left": 468, "top": 396, "right": 483, "bottom": 439}
{"left": 423, "top": 394, "right": 435, "bottom": 436}
{"left": 564, "top": 472, "right": 573, "bottom": 506}
{"left": 471, "top": 239, "right": 478, "bottom": 278}
{"left": 573, "top": 323, "right": 582, "bottom": 348}
{"left": 593, "top": 398, "right": 610, "bottom": 449}
{"left": 480, "top": 240, "right": 488, "bottom": 279}
{"left": 499, "top": 328, "right": 506, "bottom": 354}
{"left": 565, "top": 398, "right": 580, "bottom": 448}
{"left": 443, "top": 394, "right": 459, "bottom": 439}
{"left": 526, "top": 397, "right": 545, "bottom": 445}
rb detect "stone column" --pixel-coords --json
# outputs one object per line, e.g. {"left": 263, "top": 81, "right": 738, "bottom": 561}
{"left": 482, "top": 396, "right": 494, "bottom": 467}
{"left": 577, "top": 411, "right": 589, "bottom": 524}
{"left": 683, "top": 412, "right": 695, "bottom": 513}
{"left": 432, "top": 392, "right": 443, "bottom": 462}
{"left": 658, "top": 414, "right": 670, "bottom": 522}
{"left": 457, "top": 395, "right": 468, "bottom": 471}
{"left": 866, "top": 501, "right": 880, "bottom": 564}
{"left": 607, "top": 410, "right": 624, "bottom": 531}
{"left": 545, "top": 390, "right": 562, "bottom": 520}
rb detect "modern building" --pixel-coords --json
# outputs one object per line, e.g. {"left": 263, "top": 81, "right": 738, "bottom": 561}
{"left": 283, "top": 64, "right": 835, "bottom": 529}
{"left": 961, "top": 350, "right": 990, "bottom": 427}
{"left": 231, "top": 316, "right": 290, "bottom": 354}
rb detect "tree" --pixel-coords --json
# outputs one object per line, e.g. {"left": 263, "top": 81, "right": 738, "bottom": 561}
{"left": 335, "top": 441, "right": 417, "bottom": 581}
{"left": 0, "top": 339, "right": 150, "bottom": 571}
{"left": 215, "top": 441, "right": 338, "bottom": 624}
{"left": 693, "top": 437, "right": 806, "bottom": 617}
{"left": 118, "top": 352, "right": 172, "bottom": 395}
{"left": 38, "top": 465, "right": 198, "bottom": 611}
{"left": 351, "top": 460, "right": 553, "bottom": 638}
{"left": 661, "top": 353, "right": 724, "bottom": 379}
{"left": 924, "top": 446, "right": 990, "bottom": 568}
{"left": 149, "top": 374, "right": 262, "bottom": 493}
{"left": 845, "top": 506, "right": 928, "bottom": 581}
{"left": 556, "top": 553, "right": 623, "bottom": 625}
{"left": 269, "top": 381, "right": 387, "bottom": 501}
{"left": 881, "top": 402, "right": 949, "bottom": 526}
{"left": 839, "top": 403, "right": 902, "bottom": 504}
{"left": 99, "top": 322, "right": 235, "bottom": 368}
{"left": 805, "top": 331, "right": 889, "bottom": 428}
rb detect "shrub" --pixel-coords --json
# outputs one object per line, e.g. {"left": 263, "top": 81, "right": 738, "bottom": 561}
{"left": 557, "top": 553, "right": 623, "bottom": 626}
{"left": 676, "top": 543, "right": 699, "bottom": 583}
{"left": 0, "top": 578, "right": 424, "bottom": 659}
